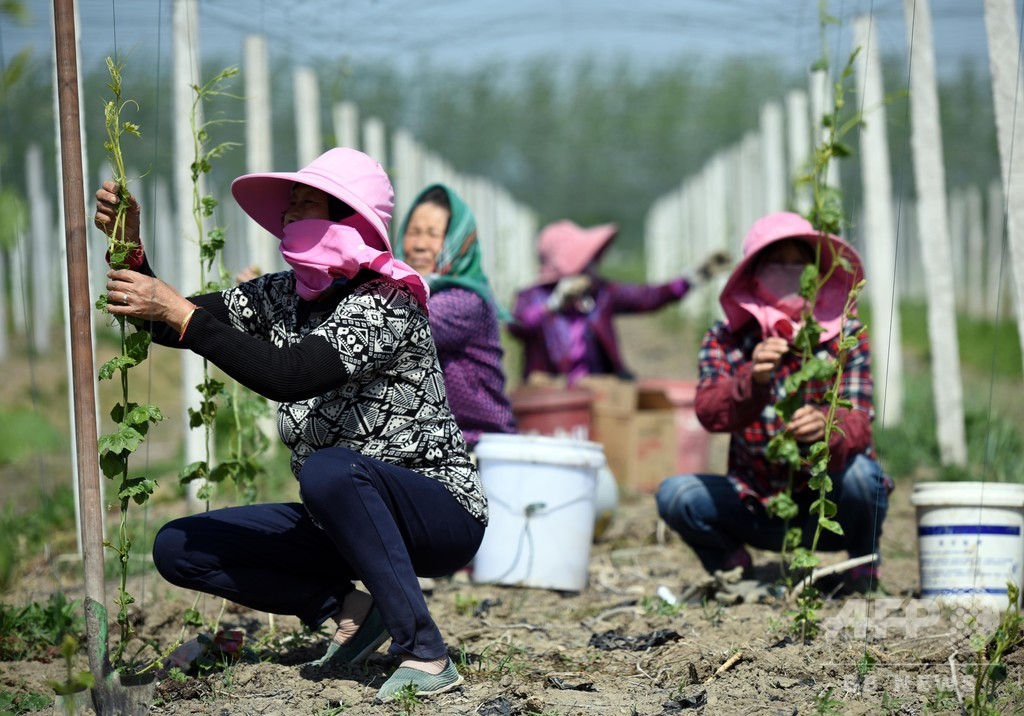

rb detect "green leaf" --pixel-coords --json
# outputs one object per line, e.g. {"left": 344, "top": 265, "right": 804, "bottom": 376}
{"left": 209, "top": 461, "right": 242, "bottom": 485}
{"left": 182, "top": 608, "right": 204, "bottom": 627}
{"left": 832, "top": 142, "right": 853, "bottom": 158}
{"left": 98, "top": 355, "right": 137, "bottom": 381}
{"left": 818, "top": 518, "right": 843, "bottom": 536}
{"left": 809, "top": 497, "right": 838, "bottom": 519}
{"left": 125, "top": 403, "right": 164, "bottom": 426}
{"left": 199, "top": 377, "right": 226, "bottom": 398}
{"left": 767, "top": 491, "right": 799, "bottom": 521}
{"left": 124, "top": 330, "right": 151, "bottom": 363}
{"left": 774, "top": 391, "right": 804, "bottom": 423}
{"left": 118, "top": 475, "right": 156, "bottom": 505}
{"left": 97, "top": 425, "right": 144, "bottom": 456}
{"left": 179, "top": 461, "right": 209, "bottom": 484}
{"left": 187, "top": 407, "right": 205, "bottom": 429}
{"left": 99, "top": 448, "right": 128, "bottom": 479}
{"left": 791, "top": 550, "right": 819, "bottom": 570}
{"left": 807, "top": 472, "right": 833, "bottom": 492}
{"left": 767, "top": 434, "right": 802, "bottom": 467}
{"left": 110, "top": 401, "right": 129, "bottom": 424}
{"left": 783, "top": 526, "right": 803, "bottom": 551}
{"left": 808, "top": 441, "right": 829, "bottom": 462}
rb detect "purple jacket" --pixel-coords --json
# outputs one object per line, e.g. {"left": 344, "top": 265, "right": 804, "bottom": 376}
{"left": 430, "top": 286, "right": 517, "bottom": 448}
{"left": 508, "top": 276, "right": 691, "bottom": 384}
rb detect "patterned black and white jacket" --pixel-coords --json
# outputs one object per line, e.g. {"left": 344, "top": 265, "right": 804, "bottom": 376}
{"left": 142, "top": 261, "right": 487, "bottom": 525}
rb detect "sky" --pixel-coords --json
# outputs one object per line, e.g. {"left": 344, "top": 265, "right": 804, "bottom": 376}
{"left": 0, "top": 0, "right": 1003, "bottom": 80}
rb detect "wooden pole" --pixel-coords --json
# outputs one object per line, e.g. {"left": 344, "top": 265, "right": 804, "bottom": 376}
{"left": 52, "top": 0, "right": 106, "bottom": 673}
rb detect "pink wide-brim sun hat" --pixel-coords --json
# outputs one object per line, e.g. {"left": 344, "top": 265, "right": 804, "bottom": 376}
{"left": 720, "top": 211, "right": 865, "bottom": 331}
{"left": 536, "top": 220, "right": 618, "bottom": 284}
{"left": 231, "top": 147, "right": 394, "bottom": 247}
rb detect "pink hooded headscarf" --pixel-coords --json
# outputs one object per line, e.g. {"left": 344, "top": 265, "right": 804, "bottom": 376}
{"left": 230, "top": 148, "right": 429, "bottom": 309}
{"left": 720, "top": 212, "right": 864, "bottom": 343}
{"left": 535, "top": 220, "right": 618, "bottom": 284}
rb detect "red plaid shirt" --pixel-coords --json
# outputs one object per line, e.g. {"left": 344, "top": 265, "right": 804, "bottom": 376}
{"left": 695, "top": 319, "right": 878, "bottom": 505}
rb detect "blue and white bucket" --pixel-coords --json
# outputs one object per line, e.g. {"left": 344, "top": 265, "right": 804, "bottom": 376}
{"left": 472, "top": 434, "right": 605, "bottom": 591}
{"left": 911, "top": 481, "right": 1024, "bottom": 610}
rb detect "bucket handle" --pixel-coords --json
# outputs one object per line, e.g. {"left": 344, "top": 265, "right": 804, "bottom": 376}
{"left": 489, "top": 492, "right": 594, "bottom": 519}
{"left": 475, "top": 492, "right": 593, "bottom": 589}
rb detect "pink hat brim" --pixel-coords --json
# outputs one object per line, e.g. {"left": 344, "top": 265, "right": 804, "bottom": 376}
{"left": 536, "top": 220, "right": 618, "bottom": 284}
{"left": 720, "top": 212, "right": 864, "bottom": 332}
{"left": 231, "top": 149, "right": 392, "bottom": 249}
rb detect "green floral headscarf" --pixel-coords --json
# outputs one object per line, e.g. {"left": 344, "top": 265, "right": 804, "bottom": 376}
{"left": 395, "top": 183, "right": 504, "bottom": 313}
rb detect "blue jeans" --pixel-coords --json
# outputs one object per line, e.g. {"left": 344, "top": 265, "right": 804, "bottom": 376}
{"left": 153, "top": 447, "right": 484, "bottom": 661}
{"left": 655, "top": 454, "right": 889, "bottom": 574}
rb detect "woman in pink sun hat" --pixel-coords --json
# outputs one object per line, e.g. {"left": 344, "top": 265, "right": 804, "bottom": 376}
{"left": 656, "top": 212, "right": 893, "bottom": 599}
{"left": 94, "top": 148, "right": 478, "bottom": 702}
{"left": 508, "top": 219, "right": 732, "bottom": 386}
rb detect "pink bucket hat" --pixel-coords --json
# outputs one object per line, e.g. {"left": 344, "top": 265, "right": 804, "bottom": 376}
{"left": 536, "top": 220, "right": 618, "bottom": 284}
{"left": 231, "top": 147, "right": 394, "bottom": 248}
{"left": 720, "top": 212, "right": 864, "bottom": 337}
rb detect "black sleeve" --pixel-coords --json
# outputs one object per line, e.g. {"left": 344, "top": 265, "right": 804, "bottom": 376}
{"left": 177, "top": 309, "right": 349, "bottom": 402}
{"left": 134, "top": 254, "right": 349, "bottom": 402}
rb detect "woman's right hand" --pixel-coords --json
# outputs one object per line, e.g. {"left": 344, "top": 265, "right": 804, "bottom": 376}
{"left": 105, "top": 268, "right": 194, "bottom": 329}
{"left": 94, "top": 180, "right": 141, "bottom": 246}
{"left": 750, "top": 336, "right": 788, "bottom": 384}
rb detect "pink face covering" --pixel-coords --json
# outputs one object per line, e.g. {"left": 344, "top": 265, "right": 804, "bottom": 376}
{"left": 753, "top": 263, "right": 807, "bottom": 320}
{"left": 278, "top": 216, "right": 430, "bottom": 309}
{"left": 720, "top": 213, "right": 863, "bottom": 345}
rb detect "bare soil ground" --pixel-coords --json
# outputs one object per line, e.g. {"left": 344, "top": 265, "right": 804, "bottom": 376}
{"left": 2, "top": 314, "right": 1023, "bottom": 715}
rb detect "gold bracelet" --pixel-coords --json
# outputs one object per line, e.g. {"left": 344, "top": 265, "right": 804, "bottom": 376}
{"left": 178, "top": 305, "right": 198, "bottom": 342}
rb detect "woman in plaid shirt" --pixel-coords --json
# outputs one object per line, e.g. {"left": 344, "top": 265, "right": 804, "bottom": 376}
{"left": 656, "top": 212, "right": 891, "bottom": 596}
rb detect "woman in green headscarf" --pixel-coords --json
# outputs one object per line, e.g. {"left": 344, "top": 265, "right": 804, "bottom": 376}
{"left": 395, "top": 184, "right": 517, "bottom": 449}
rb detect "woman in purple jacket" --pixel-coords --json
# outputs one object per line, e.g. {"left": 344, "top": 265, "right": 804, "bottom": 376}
{"left": 395, "top": 184, "right": 517, "bottom": 449}
{"left": 508, "top": 220, "right": 731, "bottom": 386}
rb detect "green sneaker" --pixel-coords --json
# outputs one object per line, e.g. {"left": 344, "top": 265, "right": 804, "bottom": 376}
{"left": 375, "top": 659, "right": 463, "bottom": 702}
{"left": 308, "top": 605, "right": 389, "bottom": 667}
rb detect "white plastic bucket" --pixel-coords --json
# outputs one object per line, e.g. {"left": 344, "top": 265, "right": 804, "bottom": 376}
{"left": 472, "top": 434, "right": 605, "bottom": 591}
{"left": 911, "top": 481, "right": 1024, "bottom": 609}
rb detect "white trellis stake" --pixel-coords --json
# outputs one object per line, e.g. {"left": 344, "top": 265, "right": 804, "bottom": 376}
{"left": 902, "top": 0, "right": 967, "bottom": 466}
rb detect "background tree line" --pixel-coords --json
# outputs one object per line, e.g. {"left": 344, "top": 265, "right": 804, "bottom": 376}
{"left": 0, "top": 46, "right": 1000, "bottom": 258}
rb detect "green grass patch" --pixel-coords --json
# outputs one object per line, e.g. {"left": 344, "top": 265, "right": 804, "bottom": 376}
{"left": 0, "top": 485, "right": 77, "bottom": 592}
{"left": 0, "top": 408, "right": 64, "bottom": 466}
{"left": 875, "top": 371, "right": 1024, "bottom": 482}
{"left": 0, "top": 592, "right": 84, "bottom": 661}
{"left": 862, "top": 302, "right": 1022, "bottom": 380}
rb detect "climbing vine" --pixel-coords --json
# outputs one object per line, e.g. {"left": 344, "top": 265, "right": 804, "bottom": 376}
{"left": 763, "top": 7, "right": 868, "bottom": 639}
{"left": 94, "top": 55, "right": 164, "bottom": 670}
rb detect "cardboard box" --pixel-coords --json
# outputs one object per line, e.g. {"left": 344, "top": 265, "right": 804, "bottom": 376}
{"left": 577, "top": 376, "right": 678, "bottom": 493}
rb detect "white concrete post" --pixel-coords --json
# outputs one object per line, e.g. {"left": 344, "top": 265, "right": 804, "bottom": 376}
{"left": 362, "top": 117, "right": 388, "bottom": 171}
{"left": 333, "top": 101, "right": 360, "bottom": 150}
{"left": 786, "top": 89, "right": 813, "bottom": 214}
{"left": 810, "top": 69, "right": 842, "bottom": 192}
{"left": 760, "top": 101, "right": 787, "bottom": 214}
{"left": 243, "top": 34, "right": 278, "bottom": 276}
{"left": 294, "top": 66, "right": 322, "bottom": 168}
{"left": 26, "top": 144, "right": 53, "bottom": 353}
{"left": 902, "top": 0, "right": 967, "bottom": 466}
{"left": 984, "top": 0, "right": 1024, "bottom": 360}
{"left": 986, "top": 179, "right": 1007, "bottom": 318}
{"left": 853, "top": 14, "right": 903, "bottom": 425}
{"left": 174, "top": 0, "right": 208, "bottom": 501}
{"left": 964, "top": 185, "right": 986, "bottom": 318}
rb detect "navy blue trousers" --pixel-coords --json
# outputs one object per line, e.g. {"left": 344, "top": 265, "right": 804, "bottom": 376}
{"left": 656, "top": 454, "right": 888, "bottom": 573}
{"left": 152, "top": 447, "right": 484, "bottom": 661}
